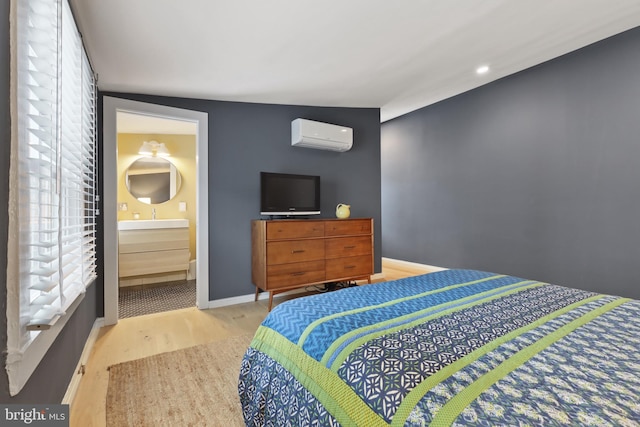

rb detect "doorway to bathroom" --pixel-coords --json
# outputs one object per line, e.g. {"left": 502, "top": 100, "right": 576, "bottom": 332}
{"left": 103, "top": 97, "right": 209, "bottom": 325}
{"left": 116, "top": 112, "right": 197, "bottom": 318}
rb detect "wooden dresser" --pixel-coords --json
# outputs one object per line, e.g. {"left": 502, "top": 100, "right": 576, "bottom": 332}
{"left": 251, "top": 218, "right": 373, "bottom": 310}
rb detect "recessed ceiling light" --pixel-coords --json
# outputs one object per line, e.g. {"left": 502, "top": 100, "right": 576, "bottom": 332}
{"left": 476, "top": 65, "right": 490, "bottom": 75}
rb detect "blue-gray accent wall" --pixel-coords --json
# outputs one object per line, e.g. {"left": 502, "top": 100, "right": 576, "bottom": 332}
{"left": 382, "top": 26, "right": 640, "bottom": 299}
{"left": 100, "top": 93, "right": 382, "bottom": 301}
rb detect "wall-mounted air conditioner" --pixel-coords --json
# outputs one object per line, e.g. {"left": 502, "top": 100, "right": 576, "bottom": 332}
{"left": 291, "top": 118, "right": 353, "bottom": 152}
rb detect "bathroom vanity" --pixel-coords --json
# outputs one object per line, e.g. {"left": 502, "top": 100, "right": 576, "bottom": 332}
{"left": 118, "top": 219, "right": 190, "bottom": 279}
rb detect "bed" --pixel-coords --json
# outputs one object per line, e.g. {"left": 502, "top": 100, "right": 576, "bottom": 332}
{"left": 238, "top": 269, "right": 640, "bottom": 426}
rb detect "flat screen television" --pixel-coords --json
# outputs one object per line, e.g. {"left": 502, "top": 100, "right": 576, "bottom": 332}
{"left": 260, "top": 172, "right": 320, "bottom": 216}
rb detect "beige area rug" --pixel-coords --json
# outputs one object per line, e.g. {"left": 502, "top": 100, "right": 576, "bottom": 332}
{"left": 106, "top": 334, "right": 253, "bottom": 427}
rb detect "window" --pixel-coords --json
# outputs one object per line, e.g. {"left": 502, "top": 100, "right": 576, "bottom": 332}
{"left": 6, "top": 0, "right": 97, "bottom": 395}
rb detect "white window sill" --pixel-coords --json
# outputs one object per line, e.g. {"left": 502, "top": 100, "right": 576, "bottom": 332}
{"left": 5, "top": 291, "right": 86, "bottom": 396}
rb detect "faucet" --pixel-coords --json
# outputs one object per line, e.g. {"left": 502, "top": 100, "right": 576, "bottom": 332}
{"left": 152, "top": 208, "right": 156, "bottom": 220}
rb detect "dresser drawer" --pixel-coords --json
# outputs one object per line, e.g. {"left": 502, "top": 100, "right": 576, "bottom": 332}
{"left": 266, "top": 221, "right": 325, "bottom": 240}
{"left": 326, "top": 255, "right": 372, "bottom": 281}
{"left": 267, "top": 239, "right": 325, "bottom": 264}
{"left": 325, "top": 219, "right": 371, "bottom": 237}
{"left": 325, "top": 236, "right": 372, "bottom": 259}
{"left": 267, "top": 260, "right": 325, "bottom": 289}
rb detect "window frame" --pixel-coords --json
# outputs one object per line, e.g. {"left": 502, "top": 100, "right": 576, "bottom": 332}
{"left": 6, "top": 0, "right": 97, "bottom": 396}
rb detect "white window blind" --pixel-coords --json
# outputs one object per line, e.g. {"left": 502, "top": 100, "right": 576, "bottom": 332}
{"left": 7, "top": 0, "right": 97, "bottom": 395}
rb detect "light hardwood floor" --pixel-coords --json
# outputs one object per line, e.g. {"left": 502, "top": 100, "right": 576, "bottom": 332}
{"left": 69, "top": 259, "right": 443, "bottom": 427}
{"left": 381, "top": 257, "right": 446, "bottom": 281}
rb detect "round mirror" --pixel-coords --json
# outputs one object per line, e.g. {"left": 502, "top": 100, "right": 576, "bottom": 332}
{"left": 125, "top": 157, "right": 182, "bottom": 204}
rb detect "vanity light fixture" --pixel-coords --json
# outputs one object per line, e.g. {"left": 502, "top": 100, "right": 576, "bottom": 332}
{"left": 139, "top": 140, "right": 170, "bottom": 157}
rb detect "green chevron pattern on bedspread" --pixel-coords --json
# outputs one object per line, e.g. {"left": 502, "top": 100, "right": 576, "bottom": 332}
{"left": 238, "top": 269, "right": 640, "bottom": 426}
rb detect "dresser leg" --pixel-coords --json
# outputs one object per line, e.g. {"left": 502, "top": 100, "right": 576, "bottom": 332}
{"left": 254, "top": 286, "right": 259, "bottom": 302}
{"left": 268, "top": 292, "right": 274, "bottom": 312}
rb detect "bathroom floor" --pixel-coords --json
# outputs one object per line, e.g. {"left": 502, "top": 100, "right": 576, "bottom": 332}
{"left": 118, "top": 280, "right": 196, "bottom": 318}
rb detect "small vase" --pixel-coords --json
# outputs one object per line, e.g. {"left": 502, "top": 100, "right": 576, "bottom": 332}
{"left": 336, "top": 204, "right": 351, "bottom": 219}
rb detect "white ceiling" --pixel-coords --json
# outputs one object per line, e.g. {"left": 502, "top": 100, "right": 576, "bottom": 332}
{"left": 71, "top": 0, "right": 640, "bottom": 123}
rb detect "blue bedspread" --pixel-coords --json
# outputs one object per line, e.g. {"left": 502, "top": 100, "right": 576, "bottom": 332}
{"left": 238, "top": 269, "right": 640, "bottom": 426}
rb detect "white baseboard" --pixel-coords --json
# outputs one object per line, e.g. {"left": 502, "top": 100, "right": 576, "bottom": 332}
{"left": 205, "top": 288, "right": 307, "bottom": 309}
{"left": 62, "top": 317, "right": 104, "bottom": 405}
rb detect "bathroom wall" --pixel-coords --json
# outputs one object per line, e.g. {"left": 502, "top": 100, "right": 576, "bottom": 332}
{"left": 117, "top": 133, "right": 197, "bottom": 262}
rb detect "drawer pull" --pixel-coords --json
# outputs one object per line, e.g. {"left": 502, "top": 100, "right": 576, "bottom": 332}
{"left": 345, "top": 265, "right": 356, "bottom": 269}
{"left": 344, "top": 245, "right": 356, "bottom": 249}
{"left": 291, "top": 249, "right": 305, "bottom": 254}
{"left": 291, "top": 272, "right": 306, "bottom": 276}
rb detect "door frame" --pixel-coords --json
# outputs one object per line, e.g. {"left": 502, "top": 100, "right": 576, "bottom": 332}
{"left": 102, "top": 96, "right": 209, "bottom": 325}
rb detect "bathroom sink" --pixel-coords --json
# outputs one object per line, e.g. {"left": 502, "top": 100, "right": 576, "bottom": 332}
{"left": 118, "top": 219, "right": 189, "bottom": 230}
